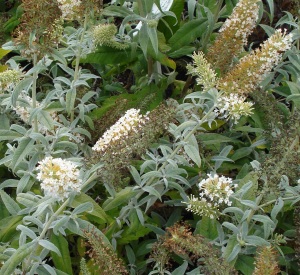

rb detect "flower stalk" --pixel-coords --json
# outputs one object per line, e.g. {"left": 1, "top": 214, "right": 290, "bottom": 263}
{"left": 31, "top": 53, "right": 39, "bottom": 133}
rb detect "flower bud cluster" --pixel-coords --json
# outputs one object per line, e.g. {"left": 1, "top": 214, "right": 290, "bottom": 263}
{"left": 92, "top": 108, "right": 147, "bottom": 154}
{"left": 0, "top": 70, "right": 20, "bottom": 90}
{"left": 218, "top": 29, "right": 293, "bottom": 95}
{"left": 57, "top": 0, "right": 81, "bottom": 20}
{"left": 216, "top": 93, "right": 254, "bottom": 124}
{"left": 207, "top": 0, "right": 260, "bottom": 73}
{"left": 186, "top": 51, "right": 217, "bottom": 91}
{"left": 36, "top": 156, "right": 81, "bottom": 201}
{"left": 92, "top": 24, "right": 128, "bottom": 50}
{"left": 185, "top": 195, "right": 220, "bottom": 219}
{"left": 185, "top": 173, "right": 237, "bottom": 219}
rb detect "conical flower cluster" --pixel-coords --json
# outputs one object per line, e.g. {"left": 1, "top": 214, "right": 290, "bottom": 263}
{"left": 185, "top": 173, "right": 237, "bottom": 219}
{"left": 218, "top": 29, "right": 293, "bottom": 95}
{"left": 92, "top": 108, "right": 147, "bottom": 154}
{"left": 207, "top": 0, "right": 260, "bottom": 73}
{"left": 36, "top": 156, "right": 81, "bottom": 200}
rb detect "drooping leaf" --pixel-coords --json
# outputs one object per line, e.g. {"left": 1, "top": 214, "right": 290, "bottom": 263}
{"left": 103, "top": 187, "right": 138, "bottom": 211}
{"left": 0, "top": 242, "right": 35, "bottom": 275}
{"left": 50, "top": 234, "right": 73, "bottom": 275}
{"left": 0, "top": 215, "right": 23, "bottom": 242}
{"left": 0, "top": 190, "right": 21, "bottom": 215}
{"left": 195, "top": 216, "right": 218, "bottom": 240}
{"left": 11, "top": 137, "right": 35, "bottom": 172}
{"left": 81, "top": 46, "right": 137, "bottom": 65}
{"left": 0, "top": 130, "right": 22, "bottom": 141}
{"left": 71, "top": 193, "right": 107, "bottom": 224}
{"left": 168, "top": 19, "right": 207, "bottom": 53}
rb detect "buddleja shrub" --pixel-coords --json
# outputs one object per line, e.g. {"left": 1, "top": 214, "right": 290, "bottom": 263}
{"left": 0, "top": 0, "right": 299, "bottom": 274}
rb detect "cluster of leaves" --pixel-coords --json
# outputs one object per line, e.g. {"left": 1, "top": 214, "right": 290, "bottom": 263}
{"left": 0, "top": 0, "right": 299, "bottom": 274}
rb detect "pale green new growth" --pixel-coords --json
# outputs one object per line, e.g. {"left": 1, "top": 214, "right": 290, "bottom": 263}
{"left": 186, "top": 51, "right": 217, "bottom": 91}
{"left": 93, "top": 24, "right": 128, "bottom": 50}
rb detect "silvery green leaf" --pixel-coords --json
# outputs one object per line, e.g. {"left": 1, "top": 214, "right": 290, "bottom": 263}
{"left": 250, "top": 160, "right": 261, "bottom": 170}
{"left": 235, "top": 181, "right": 253, "bottom": 198}
{"left": 125, "top": 245, "right": 135, "bottom": 265}
{"left": 222, "top": 222, "right": 239, "bottom": 234}
{"left": 53, "top": 141, "right": 78, "bottom": 153}
{"left": 23, "top": 216, "right": 44, "bottom": 228}
{"left": 140, "top": 159, "right": 156, "bottom": 174}
{"left": 227, "top": 244, "right": 241, "bottom": 262}
{"left": 139, "top": 23, "right": 150, "bottom": 57}
{"left": 145, "top": 196, "right": 160, "bottom": 212}
{"left": 73, "top": 79, "right": 89, "bottom": 88}
{"left": 172, "top": 261, "right": 188, "bottom": 275}
{"left": 11, "top": 137, "right": 35, "bottom": 172}
{"left": 66, "top": 89, "right": 76, "bottom": 115}
{"left": 142, "top": 186, "right": 162, "bottom": 200}
{"left": 240, "top": 200, "right": 258, "bottom": 209}
{"left": 130, "top": 166, "right": 142, "bottom": 185}
{"left": 184, "top": 144, "right": 201, "bottom": 167}
{"left": 0, "top": 242, "right": 35, "bottom": 275}
{"left": 176, "top": 120, "right": 198, "bottom": 133}
{"left": 0, "top": 130, "right": 22, "bottom": 141}
{"left": 186, "top": 267, "right": 202, "bottom": 275}
{"left": 145, "top": 223, "right": 165, "bottom": 235}
{"left": 16, "top": 174, "right": 31, "bottom": 194}
{"left": 168, "top": 182, "right": 186, "bottom": 196}
{"left": 10, "top": 124, "right": 27, "bottom": 135}
{"left": 0, "top": 155, "right": 13, "bottom": 166}
{"left": 187, "top": 0, "right": 197, "bottom": 20}
{"left": 38, "top": 240, "right": 61, "bottom": 256}
{"left": 25, "top": 63, "right": 47, "bottom": 75}
{"left": 33, "top": 201, "right": 52, "bottom": 217}
{"left": 81, "top": 91, "right": 97, "bottom": 103}
{"left": 57, "top": 63, "right": 74, "bottom": 76}
{"left": 241, "top": 210, "right": 252, "bottom": 223}
{"left": 136, "top": 208, "right": 144, "bottom": 225}
{"left": 250, "top": 139, "right": 266, "bottom": 148}
{"left": 147, "top": 24, "right": 158, "bottom": 56}
{"left": 11, "top": 77, "right": 33, "bottom": 106}
{"left": 41, "top": 264, "right": 57, "bottom": 275}
{"left": 55, "top": 76, "right": 71, "bottom": 86}
{"left": 50, "top": 48, "right": 67, "bottom": 65}
{"left": 53, "top": 216, "right": 70, "bottom": 235}
{"left": 102, "top": 5, "right": 135, "bottom": 17}
{"left": 244, "top": 235, "right": 269, "bottom": 246}
{"left": 271, "top": 197, "right": 284, "bottom": 222}
{"left": 72, "top": 202, "right": 93, "bottom": 215}
{"left": 223, "top": 207, "right": 244, "bottom": 216}
{"left": 16, "top": 225, "right": 37, "bottom": 240}
{"left": 0, "top": 190, "right": 21, "bottom": 215}
{"left": 252, "top": 215, "right": 275, "bottom": 226}
{"left": 17, "top": 192, "right": 40, "bottom": 208}
{"left": 0, "top": 179, "right": 19, "bottom": 189}
{"left": 141, "top": 171, "right": 162, "bottom": 180}
{"left": 0, "top": 113, "right": 9, "bottom": 129}
{"left": 72, "top": 127, "right": 91, "bottom": 139}
{"left": 212, "top": 145, "right": 234, "bottom": 170}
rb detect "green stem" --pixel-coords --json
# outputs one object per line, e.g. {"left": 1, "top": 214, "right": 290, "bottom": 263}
{"left": 32, "top": 53, "right": 38, "bottom": 133}
{"left": 147, "top": 56, "right": 154, "bottom": 78}
{"left": 70, "top": 14, "right": 89, "bottom": 122}
{"left": 136, "top": 0, "right": 146, "bottom": 17}
{"left": 259, "top": 195, "right": 299, "bottom": 209}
